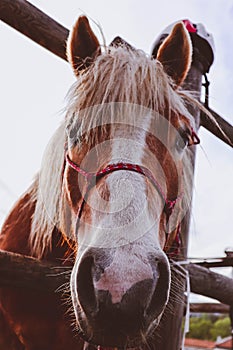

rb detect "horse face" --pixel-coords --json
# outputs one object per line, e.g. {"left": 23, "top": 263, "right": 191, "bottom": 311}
{"left": 64, "top": 131, "right": 172, "bottom": 347}
{"left": 64, "top": 16, "right": 192, "bottom": 348}
{"left": 66, "top": 153, "right": 172, "bottom": 346}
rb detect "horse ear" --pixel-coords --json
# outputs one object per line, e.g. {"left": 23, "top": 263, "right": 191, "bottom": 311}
{"left": 154, "top": 22, "right": 192, "bottom": 87}
{"left": 67, "top": 16, "right": 100, "bottom": 76}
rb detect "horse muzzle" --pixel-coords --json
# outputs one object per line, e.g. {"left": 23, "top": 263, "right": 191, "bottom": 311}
{"left": 71, "top": 247, "right": 170, "bottom": 348}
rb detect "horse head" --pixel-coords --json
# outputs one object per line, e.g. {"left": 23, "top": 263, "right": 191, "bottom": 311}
{"left": 62, "top": 16, "right": 196, "bottom": 348}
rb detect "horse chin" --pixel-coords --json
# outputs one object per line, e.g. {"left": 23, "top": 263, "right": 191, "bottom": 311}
{"left": 77, "top": 325, "right": 145, "bottom": 349}
{"left": 79, "top": 330, "right": 143, "bottom": 349}
{"left": 76, "top": 305, "right": 165, "bottom": 349}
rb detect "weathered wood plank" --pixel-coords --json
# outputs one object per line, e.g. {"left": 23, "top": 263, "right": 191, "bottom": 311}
{"left": 186, "top": 263, "right": 233, "bottom": 305}
{"left": 201, "top": 109, "right": 233, "bottom": 148}
{"left": 1, "top": 250, "right": 233, "bottom": 305}
{"left": 0, "top": 249, "right": 71, "bottom": 292}
{"left": 196, "top": 257, "right": 233, "bottom": 268}
{"left": 0, "top": 0, "right": 69, "bottom": 60}
{"left": 190, "top": 303, "right": 230, "bottom": 314}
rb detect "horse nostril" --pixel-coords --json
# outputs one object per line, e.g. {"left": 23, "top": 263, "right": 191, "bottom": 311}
{"left": 76, "top": 255, "right": 98, "bottom": 317}
{"left": 145, "top": 256, "right": 170, "bottom": 320}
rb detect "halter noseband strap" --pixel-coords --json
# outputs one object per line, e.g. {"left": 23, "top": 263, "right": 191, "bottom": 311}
{"left": 66, "top": 154, "right": 181, "bottom": 217}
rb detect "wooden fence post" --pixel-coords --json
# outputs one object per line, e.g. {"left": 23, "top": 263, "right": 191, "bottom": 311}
{"left": 150, "top": 20, "right": 215, "bottom": 350}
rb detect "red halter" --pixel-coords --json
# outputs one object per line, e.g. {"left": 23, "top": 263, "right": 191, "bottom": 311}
{"left": 65, "top": 154, "right": 183, "bottom": 255}
{"left": 66, "top": 154, "right": 181, "bottom": 217}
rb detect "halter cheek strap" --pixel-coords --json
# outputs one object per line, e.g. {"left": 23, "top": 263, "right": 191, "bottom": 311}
{"left": 65, "top": 154, "right": 182, "bottom": 254}
{"left": 190, "top": 127, "right": 200, "bottom": 145}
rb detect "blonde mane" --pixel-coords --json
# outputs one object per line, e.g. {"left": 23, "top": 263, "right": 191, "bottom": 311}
{"left": 30, "top": 45, "right": 197, "bottom": 258}
{"left": 66, "top": 46, "right": 194, "bottom": 144}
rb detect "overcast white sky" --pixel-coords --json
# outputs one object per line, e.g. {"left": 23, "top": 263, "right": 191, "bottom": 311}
{"left": 0, "top": 1, "right": 233, "bottom": 272}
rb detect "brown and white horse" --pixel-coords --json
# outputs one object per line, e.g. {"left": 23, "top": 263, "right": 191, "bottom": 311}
{"left": 0, "top": 16, "right": 200, "bottom": 350}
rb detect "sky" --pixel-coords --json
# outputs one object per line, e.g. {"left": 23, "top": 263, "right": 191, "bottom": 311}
{"left": 0, "top": 0, "right": 233, "bottom": 279}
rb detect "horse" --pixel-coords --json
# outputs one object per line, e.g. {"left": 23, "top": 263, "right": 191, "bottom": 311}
{"left": 0, "top": 16, "right": 201, "bottom": 350}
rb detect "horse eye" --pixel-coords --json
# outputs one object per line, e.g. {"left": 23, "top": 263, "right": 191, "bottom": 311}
{"left": 175, "top": 131, "right": 189, "bottom": 151}
{"left": 66, "top": 117, "right": 80, "bottom": 142}
{"left": 69, "top": 127, "right": 77, "bottom": 140}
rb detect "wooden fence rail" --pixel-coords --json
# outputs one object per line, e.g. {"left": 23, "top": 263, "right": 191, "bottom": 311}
{"left": 201, "top": 109, "right": 233, "bottom": 148}
{"left": 195, "top": 257, "right": 233, "bottom": 269}
{"left": 0, "top": 249, "right": 70, "bottom": 292}
{"left": 186, "top": 263, "right": 233, "bottom": 306}
{"left": 189, "top": 303, "right": 229, "bottom": 314}
{"left": 1, "top": 250, "right": 233, "bottom": 306}
{"left": 0, "top": 0, "right": 69, "bottom": 60}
